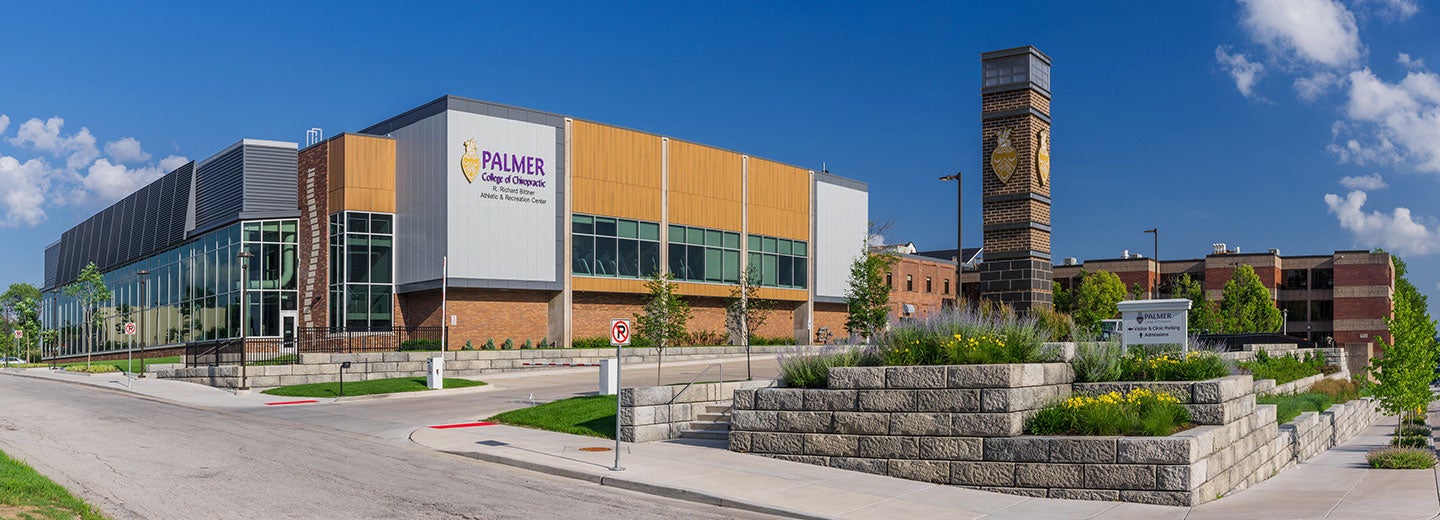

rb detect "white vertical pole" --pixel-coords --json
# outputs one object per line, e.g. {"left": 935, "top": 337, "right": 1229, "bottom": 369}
{"left": 441, "top": 256, "right": 448, "bottom": 359}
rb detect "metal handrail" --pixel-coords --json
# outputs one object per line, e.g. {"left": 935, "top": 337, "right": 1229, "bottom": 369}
{"left": 668, "top": 363, "right": 723, "bottom": 405}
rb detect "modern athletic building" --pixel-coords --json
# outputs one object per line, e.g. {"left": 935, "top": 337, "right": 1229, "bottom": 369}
{"left": 40, "top": 95, "right": 869, "bottom": 358}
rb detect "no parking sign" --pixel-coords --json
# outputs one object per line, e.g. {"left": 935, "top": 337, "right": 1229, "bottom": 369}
{"left": 610, "top": 319, "right": 631, "bottom": 346}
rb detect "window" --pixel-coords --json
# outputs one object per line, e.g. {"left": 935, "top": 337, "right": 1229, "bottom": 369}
{"left": 1309, "top": 300, "right": 1334, "bottom": 321}
{"left": 886, "top": 272, "right": 893, "bottom": 287}
{"left": 747, "top": 233, "right": 808, "bottom": 289}
{"left": 1282, "top": 269, "right": 1308, "bottom": 290}
{"left": 944, "top": 279, "right": 951, "bottom": 295}
{"left": 573, "top": 214, "right": 662, "bottom": 279}
{"left": 669, "top": 223, "right": 740, "bottom": 284}
{"left": 1280, "top": 300, "right": 1308, "bottom": 321}
{"left": 906, "top": 275, "right": 913, "bottom": 292}
{"left": 330, "top": 212, "right": 394, "bottom": 329}
{"left": 925, "top": 277, "right": 932, "bottom": 293}
{"left": 1311, "top": 269, "right": 1334, "bottom": 290}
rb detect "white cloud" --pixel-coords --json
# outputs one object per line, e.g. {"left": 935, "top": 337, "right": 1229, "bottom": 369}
{"left": 104, "top": 137, "right": 151, "bottom": 163}
{"left": 82, "top": 159, "right": 170, "bottom": 204}
{"left": 1359, "top": 0, "right": 1419, "bottom": 21}
{"left": 1324, "top": 190, "right": 1439, "bottom": 255}
{"left": 158, "top": 155, "right": 188, "bottom": 172}
{"left": 1336, "top": 68, "right": 1440, "bottom": 172}
{"left": 1398, "top": 52, "right": 1425, "bottom": 70}
{"left": 1216, "top": 46, "right": 1267, "bottom": 97}
{"left": 8, "top": 117, "right": 100, "bottom": 171}
{"left": 1340, "top": 173, "right": 1388, "bottom": 190}
{"left": 0, "top": 155, "right": 54, "bottom": 227}
{"left": 1240, "top": 0, "right": 1363, "bottom": 68}
{"left": 1294, "top": 72, "right": 1340, "bottom": 101}
{"left": 0, "top": 115, "right": 9, "bottom": 136}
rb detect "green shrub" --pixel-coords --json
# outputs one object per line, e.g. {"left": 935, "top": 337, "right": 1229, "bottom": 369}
{"left": 1239, "top": 350, "right": 1324, "bottom": 384}
{"left": 1072, "top": 341, "right": 1124, "bottom": 382}
{"left": 683, "top": 330, "right": 726, "bottom": 346}
{"left": 502, "top": 339, "right": 514, "bottom": 350}
{"left": 778, "top": 347, "right": 882, "bottom": 388}
{"left": 67, "top": 364, "right": 119, "bottom": 373}
{"left": 1399, "top": 424, "right": 1432, "bottom": 437}
{"left": 1367, "top": 447, "right": 1437, "bottom": 469}
{"left": 1119, "top": 350, "right": 1231, "bottom": 382}
{"left": 874, "top": 307, "right": 1054, "bottom": 366}
{"left": 1025, "top": 388, "right": 1190, "bottom": 436}
{"left": 1309, "top": 378, "right": 1360, "bottom": 402}
{"left": 538, "top": 338, "right": 550, "bottom": 349}
{"left": 400, "top": 339, "right": 441, "bottom": 351}
{"left": 1031, "top": 306, "right": 1075, "bottom": 342}
{"left": 748, "top": 335, "right": 797, "bottom": 346}
{"left": 1391, "top": 435, "right": 1430, "bottom": 448}
{"left": 571, "top": 336, "right": 655, "bottom": 349}
{"left": 522, "top": 339, "right": 533, "bottom": 349}
{"left": 1403, "top": 415, "right": 1428, "bottom": 426}
{"left": 1258, "top": 392, "right": 1343, "bottom": 424}
{"left": 462, "top": 340, "right": 474, "bottom": 351}
{"left": 484, "top": 338, "right": 495, "bottom": 350}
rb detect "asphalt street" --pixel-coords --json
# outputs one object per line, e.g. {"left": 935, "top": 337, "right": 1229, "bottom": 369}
{"left": 0, "top": 356, "right": 783, "bottom": 519}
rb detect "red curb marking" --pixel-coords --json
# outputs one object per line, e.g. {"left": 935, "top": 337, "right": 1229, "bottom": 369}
{"left": 265, "top": 400, "right": 319, "bottom": 406}
{"left": 429, "top": 422, "right": 497, "bottom": 429}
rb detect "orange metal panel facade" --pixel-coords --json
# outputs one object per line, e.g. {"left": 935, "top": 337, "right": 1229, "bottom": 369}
{"left": 746, "top": 157, "right": 810, "bottom": 241}
{"left": 570, "top": 120, "right": 664, "bottom": 222}
{"left": 667, "top": 140, "right": 743, "bottom": 231}
{"left": 327, "top": 134, "right": 397, "bottom": 213}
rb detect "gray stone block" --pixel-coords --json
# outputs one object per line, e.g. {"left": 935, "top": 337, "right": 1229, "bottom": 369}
{"left": 952, "top": 412, "right": 1024, "bottom": 437}
{"left": 913, "top": 389, "right": 981, "bottom": 412}
{"left": 776, "top": 411, "right": 833, "bottom": 433}
{"left": 1119, "top": 490, "right": 1193, "bottom": 506}
{"left": 919, "top": 437, "right": 983, "bottom": 461}
{"left": 765, "top": 454, "right": 828, "bottom": 466}
{"left": 1084, "top": 464, "right": 1157, "bottom": 490}
{"left": 1117, "top": 437, "right": 1197, "bottom": 464}
{"left": 858, "top": 436, "right": 919, "bottom": 459}
{"left": 1187, "top": 394, "right": 1256, "bottom": 425}
{"left": 802, "top": 389, "right": 857, "bottom": 411}
{"left": 947, "top": 364, "right": 1018, "bottom": 388}
{"left": 979, "top": 486, "right": 1048, "bottom": 498}
{"left": 1047, "top": 489, "right": 1119, "bottom": 501}
{"left": 752, "top": 432, "right": 805, "bottom": 454}
{"left": 857, "top": 390, "right": 916, "bottom": 412}
{"left": 889, "top": 413, "right": 952, "bottom": 436}
{"left": 984, "top": 437, "right": 1050, "bottom": 462}
{"left": 831, "top": 457, "right": 888, "bottom": 476}
{"left": 729, "top": 431, "right": 753, "bottom": 453}
{"left": 733, "top": 389, "right": 757, "bottom": 410}
{"left": 1049, "top": 437, "right": 1117, "bottom": 463}
{"left": 828, "top": 367, "right": 885, "bottom": 389}
{"left": 1043, "top": 363, "right": 1077, "bottom": 385}
{"left": 1192, "top": 375, "right": 1253, "bottom": 404}
{"left": 885, "top": 366, "right": 948, "bottom": 389}
{"left": 1156, "top": 465, "right": 1194, "bottom": 491}
{"left": 1014, "top": 463, "right": 1084, "bottom": 488}
{"left": 731, "top": 410, "right": 777, "bottom": 431}
{"left": 889, "top": 459, "right": 952, "bottom": 484}
{"left": 756, "top": 388, "right": 805, "bottom": 410}
{"left": 832, "top": 412, "right": 889, "bottom": 435}
{"left": 802, "top": 434, "right": 858, "bottom": 457}
{"left": 980, "top": 385, "right": 1063, "bottom": 413}
{"left": 951, "top": 461, "right": 1015, "bottom": 486}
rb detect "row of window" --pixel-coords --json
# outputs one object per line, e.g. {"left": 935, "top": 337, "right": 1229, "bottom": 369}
{"left": 1279, "top": 300, "right": 1335, "bottom": 322}
{"left": 1281, "top": 269, "right": 1335, "bottom": 290}
{"left": 330, "top": 212, "right": 395, "bottom": 329}
{"left": 571, "top": 214, "right": 808, "bottom": 288}
{"left": 887, "top": 272, "right": 951, "bottom": 294}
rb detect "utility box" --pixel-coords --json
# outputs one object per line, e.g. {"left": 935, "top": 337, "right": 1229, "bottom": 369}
{"left": 599, "top": 358, "right": 619, "bottom": 395}
{"left": 427, "top": 357, "right": 444, "bottom": 390}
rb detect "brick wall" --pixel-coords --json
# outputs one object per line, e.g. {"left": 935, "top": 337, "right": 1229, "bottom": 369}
{"left": 297, "top": 144, "right": 330, "bottom": 329}
{"left": 814, "top": 302, "right": 848, "bottom": 342}
{"left": 886, "top": 256, "right": 958, "bottom": 320}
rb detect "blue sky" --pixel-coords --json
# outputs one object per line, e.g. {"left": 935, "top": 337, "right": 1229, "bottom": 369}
{"left": 1, "top": 1, "right": 1437, "bottom": 318}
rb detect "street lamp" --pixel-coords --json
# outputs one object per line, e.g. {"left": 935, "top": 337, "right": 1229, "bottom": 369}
{"left": 939, "top": 172, "right": 963, "bottom": 307}
{"left": 237, "top": 250, "right": 254, "bottom": 391}
{"left": 137, "top": 270, "right": 150, "bottom": 376}
{"left": 1143, "top": 228, "right": 1158, "bottom": 298}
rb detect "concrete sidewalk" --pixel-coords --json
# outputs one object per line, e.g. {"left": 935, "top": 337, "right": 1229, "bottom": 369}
{"left": 412, "top": 416, "right": 1439, "bottom": 520}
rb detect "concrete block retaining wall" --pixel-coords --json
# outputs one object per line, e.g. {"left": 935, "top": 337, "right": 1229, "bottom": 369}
{"left": 730, "top": 365, "right": 1385, "bottom": 507}
{"left": 155, "top": 345, "right": 827, "bottom": 389}
{"left": 1256, "top": 371, "right": 1351, "bottom": 397}
{"left": 619, "top": 380, "right": 776, "bottom": 442}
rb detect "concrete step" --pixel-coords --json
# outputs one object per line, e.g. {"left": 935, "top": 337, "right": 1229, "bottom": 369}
{"left": 696, "top": 412, "right": 730, "bottom": 422}
{"left": 679, "top": 429, "right": 729, "bottom": 441}
{"left": 704, "top": 403, "right": 733, "bottom": 414}
{"left": 687, "top": 420, "right": 731, "bottom": 431}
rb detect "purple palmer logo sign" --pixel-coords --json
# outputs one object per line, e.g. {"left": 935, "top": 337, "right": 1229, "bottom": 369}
{"left": 461, "top": 138, "right": 548, "bottom": 189}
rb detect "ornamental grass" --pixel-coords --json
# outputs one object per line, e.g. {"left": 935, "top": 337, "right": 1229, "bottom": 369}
{"left": 1367, "top": 447, "right": 1437, "bottom": 469}
{"left": 875, "top": 306, "right": 1057, "bottom": 366}
{"left": 1117, "top": 349, "right": 1231, "bottom": 382}
{"left": 1238, "top": 350, "right": 1326, "bottom": 385}
{"left": 1025, "top": 388, "right": 1191, "bottom": 436}
{"left": 777, "top": 346, "right": 881, "bottom": 388}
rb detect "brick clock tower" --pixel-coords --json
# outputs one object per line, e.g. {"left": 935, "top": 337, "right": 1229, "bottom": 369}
{"left": 979, "top": 46, "right": 1053, "bottom": 311}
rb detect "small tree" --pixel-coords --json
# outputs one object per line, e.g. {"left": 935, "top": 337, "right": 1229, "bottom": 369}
{"left": 725, "top": 266, "right": 772, "bottom": 380}
{"left": 63, "top": 263, "right": 112, "bottom": 368}
{"left": 1052, "top": 280, "right": 1076, "bottom": 314}
{"left": 1171, "top": 274, "right": 1221, "bottom": 334}
{"left": 1218, "top": 264, "right": 1282, "bottom": 333}
{"left": 1368, "top": 253, "right": 1439, "bottom": 429}
{"left": 635, "top": 271, "right": 691, "bottom": 385}
{"left": 1073, "top": 270, "right": 1126, "bottom": 332}
{"left": 844, "top": 248, "right": 896, "bottom": 342}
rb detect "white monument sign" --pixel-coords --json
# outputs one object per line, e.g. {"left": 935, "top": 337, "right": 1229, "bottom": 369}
{"left": 1116, "top": 298, "right": 1192, "bottom": 352}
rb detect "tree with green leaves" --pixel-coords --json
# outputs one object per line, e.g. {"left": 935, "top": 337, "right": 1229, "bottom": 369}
{"left": 64, "top": 262, "right": 112, "bottom": 368}
{"left": 1368, "top": 253, "right": 1438, "bottom": 429}
{"left": 635, "top": 271, "right": 691, "bottom": 385}
{"left": 1218, "top": 264, "right": 1282, "bottom": 333}
{"left": 3, "top": 283, "right": 43, "bottom": 361}
{"left": 844, "top": 248, "right": 896, "bottom": 341}
{"left": 725, "top": 265, "right": 772, "bottom": 380}
{"left": 1073, "top": 270, "right": 1126, "bottom": 332}
{"left": 1171, "top": 274, "right": 1221, "bottom": 334}
{"left": 1052, "top": 277, "right": 1078, "bottom": 314}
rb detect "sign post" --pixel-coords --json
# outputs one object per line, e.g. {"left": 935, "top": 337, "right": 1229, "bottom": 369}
{"left": 1116, "top": 299, "right": 1192, "bottom": 353}
{"left": 609, "top": 318, "right": 631, "bottom": 472}
{"left": 124, "top": 321, "right": 137, "bottom": 386}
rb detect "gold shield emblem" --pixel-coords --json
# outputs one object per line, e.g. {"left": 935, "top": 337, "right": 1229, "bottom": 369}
{"left": 1037, "top": 130, "right": 1051, "bottom": 186}
{"left": 460, "top": 138, "right": 481, "bottom": 183}
{"left": 990, "top": 128, "right": 1018, "bottom": 184}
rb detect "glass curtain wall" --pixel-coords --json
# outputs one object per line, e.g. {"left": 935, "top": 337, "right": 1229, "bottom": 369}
{"left": 747, "top": 234, "right": 808, "bottom": 289}
{"left": 42, "top": 219, "right": 299, "bottom": 357}
{"left": 572, "top": 214, "right": 661, "bottom": 279}
{"left": 328, "top": 211, "right": 394, "bottom": 329}
{"left": 668, "top": 224, "right": 741, "bottom": 284}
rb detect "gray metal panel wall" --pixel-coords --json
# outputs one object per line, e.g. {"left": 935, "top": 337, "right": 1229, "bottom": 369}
{"left": 814, "top": 178, "right": 869, "bottom": 300}
{"left": 390, "top": 112, "right": 448, "bottom": 288}
{"left": 43, "top": 242, "right": 60, "bottom": 289}
{"left": 239, "top": 144, "right": 300, "bottom": 219}
{"left": 194, "top": 146, "right": 244, "bottom": 234}
{"left": 47, "top": 163, "right": 194, "bottom": 288}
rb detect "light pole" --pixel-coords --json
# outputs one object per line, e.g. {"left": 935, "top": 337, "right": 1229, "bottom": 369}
{"left": 237, "top": 250, "right": 254, "bottom": 391}
{"left": 137, "top": 270, "right": 149, "bottom": 376}
{"left": 939, "top": 172, "right": 963, "bottom": 307}
{"left": 1282, "top": 308, "right": 1288, "bottom": 335}
{"left": 1143, "top": 228, "right": 1158, "bottom": 298}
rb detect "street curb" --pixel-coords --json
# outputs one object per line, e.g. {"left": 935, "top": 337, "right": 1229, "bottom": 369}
{"left": 431, "top": 446, "right": 828, "bottom": 520}
{"left": 331, "top": 382, "right": 496, "bottom": 403}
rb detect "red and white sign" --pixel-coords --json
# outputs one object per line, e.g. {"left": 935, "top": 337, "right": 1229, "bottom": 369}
{"left": 11, "top": 330, "right": 20, "bottom": 339}
{"left": 610, "top": 319, "right": 631, "bottom": 347}
{"left": 123, "top": 322, "right": 137, "bottom": 336}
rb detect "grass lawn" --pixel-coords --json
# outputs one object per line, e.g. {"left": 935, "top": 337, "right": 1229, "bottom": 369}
{"left": 488, "top": 395, "right": 617, "bottom": 439}
{"left": 0, "top": 450, "right": 105, "bottom": 519}
{"left": 56, "top": 356, "right": 181, "bottom": 373}
{"left": 261, "top": 377, "right": 485, "bottom": 398}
